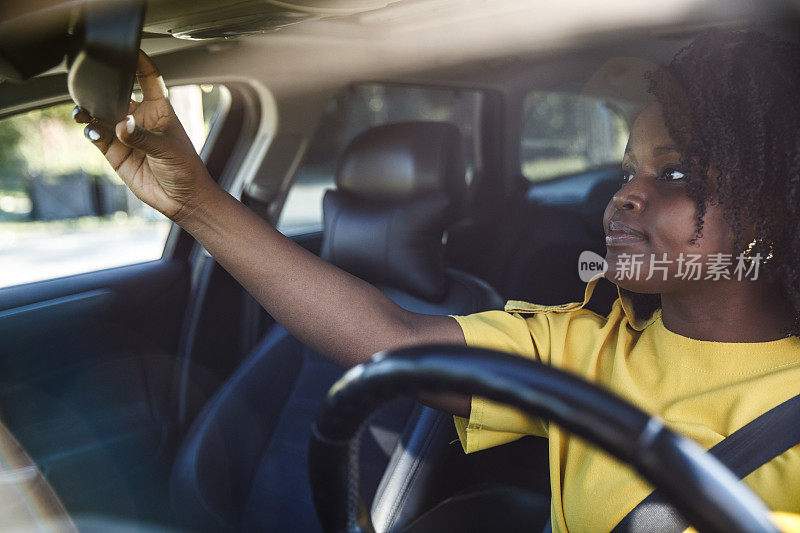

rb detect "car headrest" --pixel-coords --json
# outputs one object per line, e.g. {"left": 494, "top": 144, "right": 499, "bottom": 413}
{"left": 321, "top": 121, "right": 467, "bottom": 302}
{"left": 336, "top": 121, "right": 466, "bottom": 206}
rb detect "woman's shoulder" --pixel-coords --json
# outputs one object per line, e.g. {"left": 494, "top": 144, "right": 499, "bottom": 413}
{"left": 452, "top": 274, "right": 638, "bottom": 364}
{"left": 500, "top": 273, "right": 637, "bottom": 332}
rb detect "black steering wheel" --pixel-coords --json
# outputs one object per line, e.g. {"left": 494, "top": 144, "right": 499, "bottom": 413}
{"left": 309, "top": 345, "right": 780, "bottom": 533}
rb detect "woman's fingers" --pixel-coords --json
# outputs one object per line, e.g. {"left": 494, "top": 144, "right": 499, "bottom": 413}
{"left": 135, "top": 50, "right": 168, "bottom": 101}
{"left": 80, "top": 106, "right": 170, "bottom": 163}
{"left": 72, "top": 106, "right": 91, "bottom": 124}
{"left": 73, "top": 99, "right": 139, "bottom": 125}
{"left": 104, "top": 135, "right": 134, "bottom": 173}
{"left": 114, "top": 114, "right": 170, "bottom": 157}
{"left": 76, "top": 51, "right": 172, "bottom": 176}
{"left": 83, "top": 119, "right": 114, "bottom": 154}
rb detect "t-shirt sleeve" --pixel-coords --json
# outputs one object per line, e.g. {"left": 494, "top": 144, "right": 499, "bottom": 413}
{"left": 450, "top": 310, "right": 553, "bottom": 453}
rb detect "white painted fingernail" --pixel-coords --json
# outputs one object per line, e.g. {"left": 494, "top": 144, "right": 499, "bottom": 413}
{"left": 87, "top": 129, "right": 100, "bottom": 141}
{"left": 125, "top": 115, "right": 135, "bottom": 134}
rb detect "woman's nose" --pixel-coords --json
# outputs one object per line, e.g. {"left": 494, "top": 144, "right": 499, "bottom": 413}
{"left": 611, "top": 179, "right": 646, "bottom": 212}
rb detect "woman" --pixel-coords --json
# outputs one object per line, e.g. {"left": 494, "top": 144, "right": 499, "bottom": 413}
{"left": 75, "top": 29, "right": 800, "bottom": 532}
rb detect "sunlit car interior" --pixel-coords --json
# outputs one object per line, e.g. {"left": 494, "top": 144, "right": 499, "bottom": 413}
{"left": 1, "top": 0, "right": 799, "bottom": 531}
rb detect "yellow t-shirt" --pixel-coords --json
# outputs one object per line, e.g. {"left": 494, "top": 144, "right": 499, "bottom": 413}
{"left": 452, "top": 273, "right": 800, "bottom": 533}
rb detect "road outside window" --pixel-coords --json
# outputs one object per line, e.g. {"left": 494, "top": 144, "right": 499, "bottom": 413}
{"left": 0, "top": 84, "right": 227, "bottom": 288}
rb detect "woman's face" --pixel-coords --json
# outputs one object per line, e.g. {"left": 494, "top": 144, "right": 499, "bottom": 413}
{"left": 602, "top": 103, "right": 738, "bottom": 294}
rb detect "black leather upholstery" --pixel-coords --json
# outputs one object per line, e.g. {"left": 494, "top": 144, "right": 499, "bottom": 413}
{"left": 321, "top": 193, "right": 451, "bottom": 301}
{"left": 322, "top": 122, "right": 466, "bottom": 302}
{"left": 170, "top": 327, "right": 304, "bottom": 531}
{"left": 170, "top": 121, "right": 503, "bottom": 532}
{"left": 370, "top": 404, "right": 453, "bottom": 531}
{"left": 336, "top": 121, "right": 465, "bottom": 206}
{"left": 401, "top": 484, "right": 550, "bottom": 533}
{"left": 495, "top": 167, "right": 620, "bottom": 313}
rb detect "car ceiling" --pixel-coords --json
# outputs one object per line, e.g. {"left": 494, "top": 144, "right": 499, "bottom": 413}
{"left": 0, "top": 0, "right": 797, "bottom": 117}
{"left": 0, "top": 0, "right": 797, "bottom": 227}
{"left": 108, "top": 0, "right": 797, "bottom": 96}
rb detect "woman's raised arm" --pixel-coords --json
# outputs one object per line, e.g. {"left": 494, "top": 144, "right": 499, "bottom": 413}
{"left": 74, "top": 51, "right": 469, "bottom": 417}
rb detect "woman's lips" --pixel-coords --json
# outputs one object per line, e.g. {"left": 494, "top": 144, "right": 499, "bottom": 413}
{"left": 605, "top": 231, "right": 648, "bottom": 247}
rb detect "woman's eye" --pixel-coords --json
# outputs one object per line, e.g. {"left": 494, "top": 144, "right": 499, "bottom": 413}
{"left": 621, "top": 169, "right": 634, "bottom": 183}
{"left": 662, "top": 168, "right": 686, "bottom": 181}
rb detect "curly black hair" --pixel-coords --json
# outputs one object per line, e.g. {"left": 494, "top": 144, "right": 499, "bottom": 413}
{"left": 623, "top": 28, "right": 800, "bottom": 337}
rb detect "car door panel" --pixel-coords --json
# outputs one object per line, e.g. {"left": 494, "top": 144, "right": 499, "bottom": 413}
{"left": 0, "top": 258, "right": 189, "bottom": 520}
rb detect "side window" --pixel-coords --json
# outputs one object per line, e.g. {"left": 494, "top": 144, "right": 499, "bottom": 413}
{"left": 277, "top": 84, "right": 483, "bottom": 235}
{"left": 520, "top": 91, "right": 628, "bottom": 182}
{"left": 0, "top": 84, "right": 227, "bottom": 289}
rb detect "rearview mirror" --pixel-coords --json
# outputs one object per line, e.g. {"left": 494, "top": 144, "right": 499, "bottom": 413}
{"left": 67, "top": 0, "right": 144, "bottom": 125}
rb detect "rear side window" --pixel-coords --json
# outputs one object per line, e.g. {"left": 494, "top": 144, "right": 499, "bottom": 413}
{"left": 0, "top": 84, "right": 227, "bottom": 289}
{"left": 520, "top": 91, "right": 628, "bottom": 182}
{"left": 277, "top": 84, "right": 483, "bottom": 235}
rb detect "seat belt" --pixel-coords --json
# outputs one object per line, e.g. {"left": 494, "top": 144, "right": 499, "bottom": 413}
{"left": 611, "top": 392, "right": 800, "bottom": 533}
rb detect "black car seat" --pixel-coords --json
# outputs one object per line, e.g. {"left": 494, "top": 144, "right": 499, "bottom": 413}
{"left": 495, "top": 168, "right": 621, "bottom": 313}
{"left": 169, "top": 121, "right": 505, "bottom": 532}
